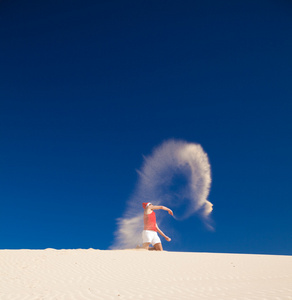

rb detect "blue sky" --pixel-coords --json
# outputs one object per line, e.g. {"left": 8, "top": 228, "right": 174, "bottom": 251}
{"left": 1, "top": 0, "right": 291, "bottom": 254}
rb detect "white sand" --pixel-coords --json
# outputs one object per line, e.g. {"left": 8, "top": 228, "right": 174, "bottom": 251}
{"left": 0, "top": 249, "right": 291, "bottom": 300}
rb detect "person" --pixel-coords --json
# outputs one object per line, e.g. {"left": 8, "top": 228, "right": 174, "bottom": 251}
{"left": 141, "top": 202, "right": 173, "bottom": 251}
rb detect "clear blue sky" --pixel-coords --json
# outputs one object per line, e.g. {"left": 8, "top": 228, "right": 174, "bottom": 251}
{"left": 1, "top": 0, "right": 291, "bottom": 254}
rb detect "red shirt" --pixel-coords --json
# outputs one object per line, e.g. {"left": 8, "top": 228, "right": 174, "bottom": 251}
{"left": 144, "top": 211, "right": 157, "bottom": 232}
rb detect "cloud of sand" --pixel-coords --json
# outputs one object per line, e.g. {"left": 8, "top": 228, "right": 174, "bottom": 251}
{"left": 111, "top": 139, "right": 213, "bottom": 249}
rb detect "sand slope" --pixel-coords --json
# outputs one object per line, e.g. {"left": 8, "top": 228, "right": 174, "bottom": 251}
{"left": 0, "top": 249, "right": 291, "bottom": 300}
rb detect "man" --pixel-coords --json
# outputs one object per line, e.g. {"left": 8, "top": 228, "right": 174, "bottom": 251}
{"left": 142, "top": 202, "right": 173, "bottom": 251}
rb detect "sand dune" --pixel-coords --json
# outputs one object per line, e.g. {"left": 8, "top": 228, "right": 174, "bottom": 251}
{"left": 0, "top": 249, "right": 291, "bottom": 300}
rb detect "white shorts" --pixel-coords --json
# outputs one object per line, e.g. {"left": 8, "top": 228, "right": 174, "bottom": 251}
{"left": 142, "top": 230, "right": 161, "bottom": 245}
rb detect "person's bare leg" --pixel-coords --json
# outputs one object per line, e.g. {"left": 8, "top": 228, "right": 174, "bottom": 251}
{"left": 142, "top": 243, "right": 150, "bottom": 250}
{"left": 154, "top": 243, "right": 163, "bottom": 251}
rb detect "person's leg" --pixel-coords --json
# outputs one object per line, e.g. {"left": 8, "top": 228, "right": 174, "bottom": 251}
{"left": 153, "top": 243, "right": 163, "bottom": 251}
{"left": 142, "top": 242, "right": 150, "bottom": 250}
{"left": 142, "top": 231, "right": 152, "bottom": 250}
{"left": 152, "top": 232, "right": 162, "bottom": 251}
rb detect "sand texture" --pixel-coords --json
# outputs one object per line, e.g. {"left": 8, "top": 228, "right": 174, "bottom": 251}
{"left": 0, "top": 249, "right": 291, "bottom": 300}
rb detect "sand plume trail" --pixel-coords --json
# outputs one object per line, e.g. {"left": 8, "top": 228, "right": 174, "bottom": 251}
{"left": 112, "top": 139, "right": 213, "bottom": 249}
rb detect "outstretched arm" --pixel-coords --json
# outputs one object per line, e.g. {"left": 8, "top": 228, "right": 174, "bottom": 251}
{"left": 148, "top": 205, "right": 173, "bottom": 216}
{"left": 156, "top": 224, "right": 171, "bottom": 242}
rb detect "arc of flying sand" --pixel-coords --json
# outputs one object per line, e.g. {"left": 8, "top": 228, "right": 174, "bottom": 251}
{"left": 111, "top": 139, "right": 213, "bottom": 249}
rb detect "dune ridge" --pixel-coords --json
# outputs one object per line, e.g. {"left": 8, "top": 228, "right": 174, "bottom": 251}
{"left": 0, "top": 249, "right": 291, "bottom": 300}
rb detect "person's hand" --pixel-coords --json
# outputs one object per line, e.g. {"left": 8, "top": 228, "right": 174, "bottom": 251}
{"left": 168, "top": 209, "right": 173, "bottom": 216}
{"left": 165, "top": 236, "right": 171, "bottom": 242}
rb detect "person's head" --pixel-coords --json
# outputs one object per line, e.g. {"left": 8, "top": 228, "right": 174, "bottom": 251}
{"left": 142, "top": 202, "right": 152, "bottom": 209}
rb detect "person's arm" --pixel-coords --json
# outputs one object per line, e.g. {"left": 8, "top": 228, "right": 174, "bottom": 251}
{"left": 156, "top": 224, "right": 171, "bottom": 242}
{"left": 148, "top": 205, "right": 173, "bottom": 216}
